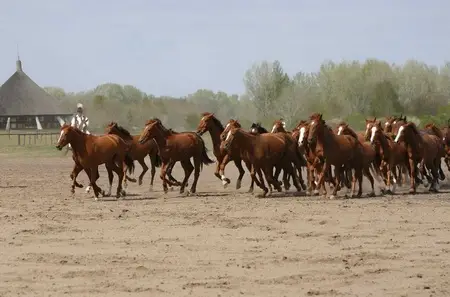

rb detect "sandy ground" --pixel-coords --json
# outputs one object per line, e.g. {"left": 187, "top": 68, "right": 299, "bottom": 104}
{"left": 1, "top": 155, "right": 450, "bottom": 297}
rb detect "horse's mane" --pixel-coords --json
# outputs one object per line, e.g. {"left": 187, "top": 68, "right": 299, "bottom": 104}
{"left": 337, "top": 121, "right": 348, "bottom": 126}
{"left": 228, "top": 119, "right": 241, "bottom": 128}
{"left": 111, "top": 123, "right": 133, "bottom": 140}
{"left": 309, "top": 113, "right": 322, "bottom": 120}
{"left": 407, "top": 122, "right": 420, "bottom": 136}
{"left": 145, "top": 118, "right": 162, "bottom": 126}
{"left": 341, "top": 125, "right": 359, "bottom": 139}
{"left": 208, "top": 114, "right": 224, "bottom": 130}
{"left": 253, "top": 122, "right": 269, "bottom": 133}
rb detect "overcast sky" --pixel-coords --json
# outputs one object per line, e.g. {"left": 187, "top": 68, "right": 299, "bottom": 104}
{"left": 0, "top": 0, "right": 448, "bottom": 97}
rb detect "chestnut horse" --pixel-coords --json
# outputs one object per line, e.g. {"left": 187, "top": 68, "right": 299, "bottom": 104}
{"left": 394, "top": 122, "right": 444, "bottom": 193}
{"left": 294, "top": 120, "right": 341, "bottom": 195}
{"left": 336, "top": 122, "right": 384, "bottom": 196}
{"left": 56, "top": 124, "right": 135, "bottom": 199}
{"left": 369, "top": 120, "right": 409, "bottom": 194}
{"left": 138, "top": 118, "right": 214, "bottom": 194}
{"left": 196, "top": 112, "right": 247, "bottom": 190}
{"left": 307, "top": 113, "right": 364, "bottom": 199}
{"left": 270, "top": 119, "right": 307, "bottom": 190}
{"left": 222, "top": 127, "right": 303, "bottom": 197}
{"left": 105, "top": 122, "right": 162, "bottom": 190}
{"left": 423, "top": 123, "right": 447, "bottom": 181}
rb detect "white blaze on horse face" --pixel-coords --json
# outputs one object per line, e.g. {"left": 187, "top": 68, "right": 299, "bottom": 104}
{"left": 225, "top": 130, "right": 232, "bottom": 141}
{"left": 298, "top": 127, "right": 306, "bottom": 146}
{"left": 365, "top": 123, "right": 370, "bottom": 136}
{"left": 370, "top": 126, "right": 377, "bottom": 143}
{"left": 385, "top": 122, "right": 390, "bottom": 127}
{"left": 57, "top": 130, "right": 65, "bottom": 144}
{"left": 394, "top": 125, "right": 404, "bottom": 143}
{"left": 271, "top": 125, "right": 277, "bottom": 133}
{"left": 225, "top": 123, "right": 230, "bottom": 129}
{"left": 310, "top": 121, "right": 315, "bottom": 126}
{"left": 251, "top": 128, "right": 257, "bottom": 134}
{"left": 337, "top": 126, "right": 343, "bottom": 135}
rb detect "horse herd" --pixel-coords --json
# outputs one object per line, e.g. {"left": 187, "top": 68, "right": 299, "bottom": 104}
{"left": 55, "top": 112, "right": 450, "bottom": 201}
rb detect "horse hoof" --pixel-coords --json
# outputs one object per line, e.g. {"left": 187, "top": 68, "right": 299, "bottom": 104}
{"left": 222, "top": 181, "right": 229, "bottom": 189}
{"left": 236, "top": 180, "right": 242, "bottom": 190}
{"left": 409, "top": 189, "right": 416, "bottom": 194}
{"left": 306, "top": 191, "right": 311, "bottom": 196}
{"left": 138, "top": 180, "right": 143, "bottom": 186}
{"left": 179, "top": 189, "right": 185, "bottom": 194}
{"left": 94, "top": 196, "right": 99, "bottom": 201}
{"left": 121, "top": 190, "right": 127, "bottom": 196}
{"left": 101, "top": 190, "right": 106, "bottom": 197}
{"left": 367, "top": 192, "right": 376, "bottom": 198}
{"left": 169, "top": 187, "right": 174, "bottom": 192}
{"left": 247, "top": 188, "right": 254, "bottom": 193}
{"left": 313, "top": 190, "right": 320, "bottom": 196}
{"left": 329, "top": 195, "right": 336, "bottom": 200}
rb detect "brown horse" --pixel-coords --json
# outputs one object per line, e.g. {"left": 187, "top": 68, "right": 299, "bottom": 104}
{"left": 423, "top": 123, "right": 447, "bottom": 181}
{"left": 138, "top": 118, "right": 214, "bottom": 194}
{"left": 294, "top": 120, "right": 342, "bottom": 195}
{"left": 441, "top": 121, "right": 450, "bottom": 170}
{"left": 105, "top": 122, "right": 162, "bottom": 190}
{"left": 270, "top": 119, "right": 307, "bottom": 190}
{"left": 336, "top": 122, "right": 385, "bottom": 196}
{"left": 307, "top": 113, "right": 364, "bottom": 199}
{"left": 196, "top": 113, "right": 248, "bottom": 189}
{"left": 394, "top": 122, "right": 444, "bottom": 193}
{"left": 369, "top": 120, "right": 410, "bottom": 194}
{"left": 385, "top": 115, "right": 407, "bottom": 135}
{"left": 222, "top": 127, "right": 303, "bottom": 197}
{"left": 56, "top": 124, "right": 135, "bottom": 199}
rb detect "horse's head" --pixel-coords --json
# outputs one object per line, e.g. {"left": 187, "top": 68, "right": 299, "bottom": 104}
{"left": 56, "top": 124, "right": 73, "bottom": 150}
{"left": 139, "top": 119, "right": 161, "bottom": 144}
{"left": 249, "top": 122, "right": 268, "bottom": 135}
{"left": 384, "top": 116, "right": 395, "bottom": 133}
{"left": 296, "top": 121, "right": 310, "bottom": 149}
{"left": 271, "top": 119, "right": 286, "bottom": 133}
{"left": 364, "top": 117, "right": 377, "bottom": 141}
{"left": 221, "top": 119, "right": 241, "bottom": 141}
{"left": 196, "top": 112, "right": 216, "bottom": 135}
{"left": 336, "top": 121, "right": 349, "bottom": 136}
{"left": 391, "top": 115, "right": 407, "bottom": 136}
{"left": 369, "top": 120, "right": 384, "bottom": 144}
{"left": 394, "top": 122, "right": 416, "bottom": 144}
{"left": 105, "top": 121, "right": 118, "bottom": 134}
{"left": 424, "top": 123, "right": 443, "bottom": 139}
{"left": 222, "top": 127, "right": 240, "bottom": 151}
{"left": 307, "top": 113, "right": 324, "bottom": 145}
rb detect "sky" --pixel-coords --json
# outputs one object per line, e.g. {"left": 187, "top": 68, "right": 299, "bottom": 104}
{"left": 0, "top": 0, "right": 449, "bottom": 97}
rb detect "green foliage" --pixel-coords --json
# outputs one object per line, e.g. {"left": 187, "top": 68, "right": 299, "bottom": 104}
{"left": 44, "top": 58, "right": 450, "bottom": 135}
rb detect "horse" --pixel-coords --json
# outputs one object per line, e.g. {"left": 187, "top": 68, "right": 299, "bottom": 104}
{"left": 294, "top": 120, "right": 340, "bottom": 195}
{"left": 422, "top": 123, "right": 447, "bottom": 181}
{"left": 138, "top": 118, "right": 214, "bottom": 194}
{"left": 385, "top": 114, "right": 407, "bottom": 136}
{"left": 222, "top": 127, "right": 303, "bottom": 197}
{"left": 105, "top": 122, "right": 162, "bottom": 190}
{"left": 270, "top": 119, "right": 307, "bottom": 190}
{"left": 336, "top": 122, "right": 385, "bottom": 196}
{"left": 307, "top": 113, "right": 364, "bottom": 199}
{"left": 369, "top": 120, "right": 410, "bottom": 194}
{"left": 56, "top": 124, "right": 135, "bottom": 200}
{"left": 250, "top": 122, "right": 269, "bottom": 135}
{"left": 196, "top": 112, "right": 247, "bottom": 190}
{"left": 394, "top": 122, "right": 444, "bottom": 193}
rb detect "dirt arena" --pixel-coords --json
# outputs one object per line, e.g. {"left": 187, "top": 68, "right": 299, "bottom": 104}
{"left": 1, "top": 154, "right": 450, "bottom": 297}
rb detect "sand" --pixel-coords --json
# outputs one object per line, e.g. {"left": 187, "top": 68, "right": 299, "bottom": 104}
{"left": 1, "top": 155, "right": 450, "bottom": 297}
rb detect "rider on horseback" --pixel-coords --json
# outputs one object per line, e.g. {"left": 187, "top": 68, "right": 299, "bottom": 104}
{"left": 71, "top": 103, "right": 90, "bottom": 134}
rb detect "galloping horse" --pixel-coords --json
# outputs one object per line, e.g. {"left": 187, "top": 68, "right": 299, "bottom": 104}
{"left": 106, "top": 122, "right": 162, "bottom": 190}
{"left": 250, "top": 123, "right": 269, "bottom": 135}
{"left": 56, "top": 124, "right": 135, "bottom": 200}
{"left": 307, "top": 113, "right": 364, "bottom": 199}
{"left": 196, "top": 113, "right": 247, "bottom": 190}
{"left": 222, "top": 127, "right": 303, "bottom": 197}
{"left": 139, "top": 118, "right": 214, "bottom": 194}
{"left": 336, "top": 122, "right": 383, "bottom": 196}
{"left": 394, "top": 122, "right": 444, "bottom": 193}
{"left": 369, "top": 120, "right": 409, "bottom": 194}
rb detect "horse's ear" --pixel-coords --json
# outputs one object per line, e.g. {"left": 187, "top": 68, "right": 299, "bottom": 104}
{"left": 374, "top": 117, "right": 376, "bottom": 121}
{"left": 319, "top": 114, "right": 323, "bottom": 120}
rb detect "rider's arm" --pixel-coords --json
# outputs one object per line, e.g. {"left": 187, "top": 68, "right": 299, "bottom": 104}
{"left": 70, "top": 116, "right": 76, "bottom": 126}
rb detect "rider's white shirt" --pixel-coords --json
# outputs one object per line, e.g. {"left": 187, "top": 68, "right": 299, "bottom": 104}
{"left": 71, "top": 113, "right": 91, "bottom": 134}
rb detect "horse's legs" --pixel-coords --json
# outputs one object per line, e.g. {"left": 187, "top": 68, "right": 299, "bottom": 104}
{"left": 316, "top": 162, "right": 329, "bottom": 197}
{"left": 428, "top": 159, "right": 440, "bottom": 193}
{"left": 329, "top": 165, "right": 341, "bottom": 199}
{"left": 137, "top": 158, "right": 148, "bottom": 186}
{"left": 408, "top": 158, "right": 417, "bottom": 194}
{"left": 70, "top": 164, "right": 84, "bottom": 194}
{"left": 179, "top": 160, "right": 194, "bottom": 194}
{"left": 250, "top": 165, "right": 268, "bottom": 197}
{"left": 214, "top": 158, "right": 222, "bottom": 180}
{"left": 166, "top": 161, "right": 182, "bottom": 187}
{"left": 233, "top": 158, "right": 245, "bottom": 190}
{"left": 189, "top": 156, "right": 201, "bottom": 194}
{"left": 243, "top": 160, "right": 255, "bottom": 193}
{"left": 149, "top": 155, "right": 157, "bottom": 190}
{"left": 105, "top": 163, "right": 114, "bottom": 197}
{"left": 286, "top": 161, "right": 302, "bottom": 193}
{"left": 159, "top": 162, "right": 172, "bottom": 194}
{"left": 218, "top": 153, "right": 232, "bottom": 187}
{"left": 438, "top": 159, "right": 446, "bottom": 181}
{"left": 363, "top": 165, "right": 375, "bottom": 197}
{"left": 87, "top": 167, "right": 102, "bottom": 200}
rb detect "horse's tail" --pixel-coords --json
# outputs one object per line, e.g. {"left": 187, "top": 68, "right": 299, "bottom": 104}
{"left": 153, "top": 153, "right": 162, "bottom": 168}
{"left": 199, "top": 136, "right": 215, "bottom": 166}
{"left": 124, "top": 153, "right": 135, "bottom": 175}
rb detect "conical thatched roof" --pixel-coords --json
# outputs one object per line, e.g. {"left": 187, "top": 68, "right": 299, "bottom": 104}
{"left": 0, "top": 59, "right": 69, "bottom": 116}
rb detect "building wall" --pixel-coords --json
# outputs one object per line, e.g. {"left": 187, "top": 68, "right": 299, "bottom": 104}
{"left": 0, "top": 115, "right": 71, "bottom": 130}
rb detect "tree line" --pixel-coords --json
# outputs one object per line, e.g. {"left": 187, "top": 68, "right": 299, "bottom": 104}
{"left": 45, "top": 58, "right": 450, "bottom": 133}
